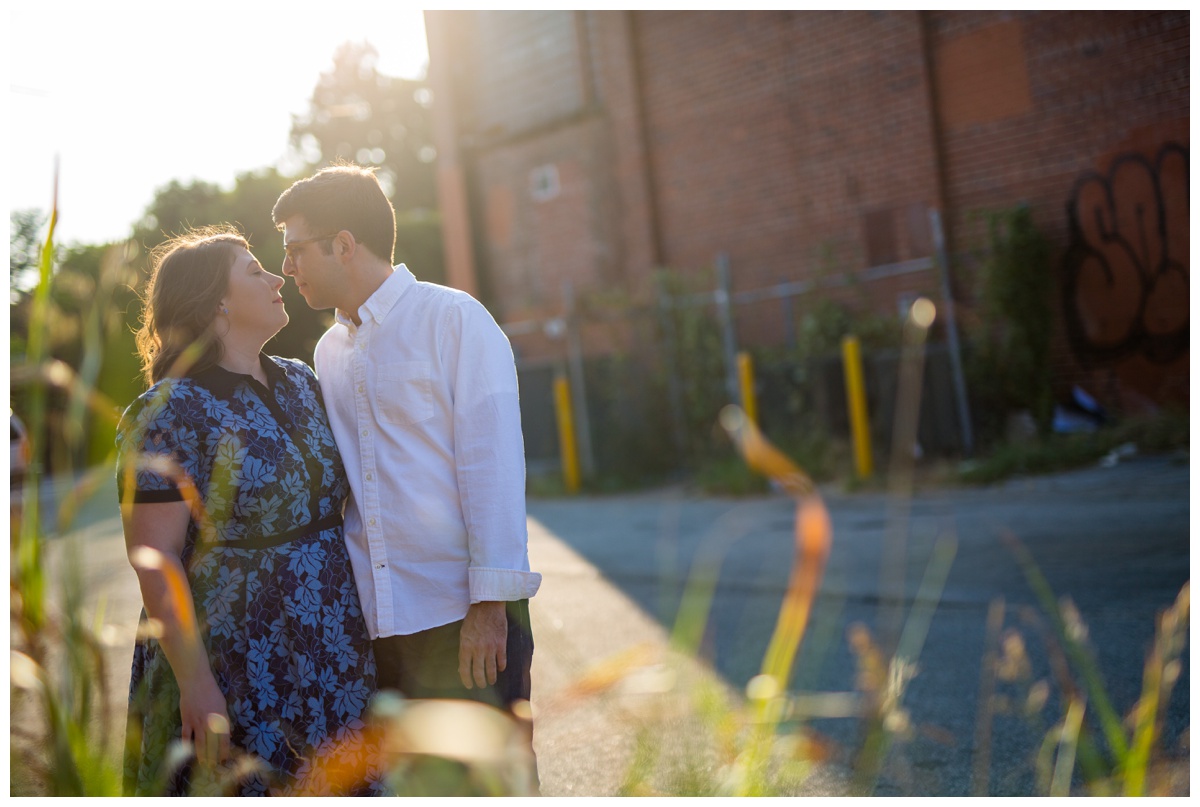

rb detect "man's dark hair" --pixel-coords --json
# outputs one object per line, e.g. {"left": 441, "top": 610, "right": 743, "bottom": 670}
{"left": 272, "top": 163, "right": 396, "bottom": 264}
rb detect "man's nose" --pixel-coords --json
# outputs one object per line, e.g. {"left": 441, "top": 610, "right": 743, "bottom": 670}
{"left": 281, "top": 255, "right": 295, "bottom": 276}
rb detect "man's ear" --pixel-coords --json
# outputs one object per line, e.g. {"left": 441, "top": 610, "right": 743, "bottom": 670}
{"left": 331, "top": 230, "right": 355, "bottom": 261}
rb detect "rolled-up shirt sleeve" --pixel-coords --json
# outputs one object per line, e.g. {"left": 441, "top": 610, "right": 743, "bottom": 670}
{"left": 448, "top": 300, "right": 542, "bottom": 603}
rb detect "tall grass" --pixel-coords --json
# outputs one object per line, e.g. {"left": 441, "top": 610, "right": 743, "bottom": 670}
{"left": 10, "top": 201, "right": 1188, "bottom": 798}
{"left": 556, "top": 299, "right": 1187, "bottom": 797}
{"left": 9, "top": 181, "right": 537, "bottom": 796}
{"left": 10, "top": 169, "right": 125, "bottom": 795}
{"left": 990, "top": 534, "right": 1189, "bottom": 796}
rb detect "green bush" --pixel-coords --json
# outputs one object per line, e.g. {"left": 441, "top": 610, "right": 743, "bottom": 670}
{"left": 965, "top": 206, "right": 1054, "bottom": 445}
{"left": 958, "top": 409, "right": 1189, "bottom": 485}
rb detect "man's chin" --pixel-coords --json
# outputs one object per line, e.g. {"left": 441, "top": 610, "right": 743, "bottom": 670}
{"left": 297, "top": 289, "right": 326, "bottom": 310}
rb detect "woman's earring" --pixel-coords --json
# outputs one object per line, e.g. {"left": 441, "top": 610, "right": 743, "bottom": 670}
{"left": 221, "top": 306, "right": 229, "bottom": 315}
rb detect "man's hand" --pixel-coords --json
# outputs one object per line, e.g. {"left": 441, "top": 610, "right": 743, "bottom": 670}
{"left": 459, "top": 601, "right": 508, "bottom": 689}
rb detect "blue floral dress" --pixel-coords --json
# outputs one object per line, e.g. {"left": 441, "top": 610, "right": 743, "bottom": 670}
{"left": 116, "top": 356, "right": 380, "bottom": 796}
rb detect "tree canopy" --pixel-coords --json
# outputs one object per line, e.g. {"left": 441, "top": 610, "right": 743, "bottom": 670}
{"left": 10, "top": 40, "right": 445, "bottom": 470}
{"left": 290, "top": 41, "right": 437, "bottom": 212}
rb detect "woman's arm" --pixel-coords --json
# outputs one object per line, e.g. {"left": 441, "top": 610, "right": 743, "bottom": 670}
{"left": 123, "top": 500, "right": 230, "bottom": 766}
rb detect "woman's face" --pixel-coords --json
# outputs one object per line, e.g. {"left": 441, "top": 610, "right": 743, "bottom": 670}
{"left": 220, "top": 246, "right": 289, "bottom": 342}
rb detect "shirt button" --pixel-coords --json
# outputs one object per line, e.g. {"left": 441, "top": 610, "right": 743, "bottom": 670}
{"left": 357, "top": 385, "right": 364, "bottom": 393}
{"left": 369, "top": 518, "right": 376, "bottom": 526}
{"left": 365, "top": 472, "right": 373, "bottom": 481}
{"left": 361, "top": 429, "right": 369, "bottom": 437}
{"left": 375, "top": 563, "right": 385, "bottom": 570}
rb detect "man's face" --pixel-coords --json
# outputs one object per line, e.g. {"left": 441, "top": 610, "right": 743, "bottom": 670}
{"left": 281, "top": 216, "right": 342, "bottom": 311}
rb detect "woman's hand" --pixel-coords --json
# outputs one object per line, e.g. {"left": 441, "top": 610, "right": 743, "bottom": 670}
{"left": 179, "top": 670, "right": 231, "bottom": 766}
{"left": 123, "top": 500, "right": 231, "bottom": 767}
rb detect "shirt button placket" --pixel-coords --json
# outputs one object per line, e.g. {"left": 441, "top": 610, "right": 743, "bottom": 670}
{"left": 356, "top": 328, "right": 391, "bottom": 635}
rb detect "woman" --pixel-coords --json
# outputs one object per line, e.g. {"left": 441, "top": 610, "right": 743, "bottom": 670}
{"left": 116, "top": 226, "right": 379, "bottom": 796}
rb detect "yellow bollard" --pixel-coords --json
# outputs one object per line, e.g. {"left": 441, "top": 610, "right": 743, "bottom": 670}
{"left": 553, "top": 375, "right": 581, "bottom": 494}
{"left": 737, "top": 351, "right": 758, "bottom": 427}
{"left": 841, "top": 335, "right": 874, "bottom": 479}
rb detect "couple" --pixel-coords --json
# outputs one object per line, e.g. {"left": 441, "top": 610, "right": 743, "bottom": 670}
{"left": 116, "top": 165, "right": 541, "bottom": 796}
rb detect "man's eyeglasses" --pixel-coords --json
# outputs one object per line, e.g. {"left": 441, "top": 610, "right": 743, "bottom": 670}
{"left": 283, "top": 234, "right": 338, "bottom": 261}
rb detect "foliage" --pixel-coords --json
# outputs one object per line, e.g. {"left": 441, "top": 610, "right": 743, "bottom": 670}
{"left": 692, "top": 451, "right": 771, "bottom": 495}
{"left": 965, "top": 206, "right": 1054, "bottom": 444}
{"left": 10, "top": 208, "right": 47, "bottom": 302}
{"left": 600, "top": 411, "right": 1188, "bottom": 797}
{"left": 989, "top": 537, "right": 1190, "bottom": 796}
{"left": 9, "top": 35, "right": 454, "bottom": 475}
{"left": 653, "top": 267, "right": 733, "bottom": 467}
{"left": 11, "top": 208, "right": 1188, "bottom": 795}
{"left": 10, "top": 236, "right": 143, "bottom": 470}
{"left": 10, "top": 178, "right": 536, "bottom": 799}
{"left": 132, "top": 178, "right": 226, "bottom": 242}
{"left": 11, "top": 190, "right": 125, "bottom": 796}
{"left": 788, "top": 297, "right": 902, "bottom": 362}
{"left": 289, "top": 41, "right": 437, "bottom": 213}
{"left": 396, "top": 210, "right": 447, "bottom": 286}
{"left": 608, "top": 408, "right": 959, "bottom": 795}
{"left": 693, "top": 428, "right": 839, "bottom": 496}
{"left": 129, "top": 168, "right": 334, "bottom": 364}
{"left": 583, "top": 349, "right": 680, "bottom": 489}
{"left": 956, "top": 409, "right": 1189, "bottom": 485}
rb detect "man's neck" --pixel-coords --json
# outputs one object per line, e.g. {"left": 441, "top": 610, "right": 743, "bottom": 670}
{"left": 342, "top": 260, "right": 394, "bottom": 327}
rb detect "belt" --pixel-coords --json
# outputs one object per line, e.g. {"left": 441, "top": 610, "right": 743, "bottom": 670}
{"left": 212, "top": 510, "right": 343, "bottom": 550}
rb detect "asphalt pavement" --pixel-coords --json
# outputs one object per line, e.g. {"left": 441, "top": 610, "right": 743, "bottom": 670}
{"left": 25, "top": 450, "right": 1191, "bottom": 796}
{"left": 525, "top": 450, "right": 1191, "bottom": 796}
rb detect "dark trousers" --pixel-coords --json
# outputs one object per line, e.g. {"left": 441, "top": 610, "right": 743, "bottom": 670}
{"left": 372, "top": 600, "right": 538, "bottom": 795}
{"left": 373, "top": 599, "right": 534, "bottom": 709}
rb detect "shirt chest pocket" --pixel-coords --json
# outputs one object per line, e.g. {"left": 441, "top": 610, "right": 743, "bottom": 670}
{"left": 375, "top": 361, "right": 434, "bottom": 427}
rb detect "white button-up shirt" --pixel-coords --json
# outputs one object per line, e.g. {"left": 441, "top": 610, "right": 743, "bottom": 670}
{"left": 314, "top": 265, "right": 541, "bottom": 638}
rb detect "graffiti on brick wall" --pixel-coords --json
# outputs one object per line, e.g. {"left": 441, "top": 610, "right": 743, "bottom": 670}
{"left": 1062, "top": 142, "right": 1189, "bottom": 367}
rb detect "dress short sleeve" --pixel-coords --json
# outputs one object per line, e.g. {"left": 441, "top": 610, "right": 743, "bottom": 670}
{"left": 115, "top": 382, "right": 202, "bottom": 504}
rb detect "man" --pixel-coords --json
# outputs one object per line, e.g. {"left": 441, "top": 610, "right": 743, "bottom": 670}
{"left": 271, "top": 165, "right": 541, "bottom": 771}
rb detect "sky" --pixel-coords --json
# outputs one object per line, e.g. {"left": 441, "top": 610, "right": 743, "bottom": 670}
{"left": 8, "top": 2, "right": 430, "bottom": 247}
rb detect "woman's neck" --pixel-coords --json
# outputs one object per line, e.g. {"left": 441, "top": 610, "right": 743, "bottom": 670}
{"left": 217, "top": 340, "right": 268, "bottom": 384}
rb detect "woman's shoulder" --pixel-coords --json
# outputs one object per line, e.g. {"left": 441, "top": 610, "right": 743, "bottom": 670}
{"left": 267, "top": 355, "right": 317, "bottom": 383}
{"left": 120, "top": 373, "right": 232, "bottom": 433}
{"left": 116, "top": 376, "right": 208, "bottom": 449}
{"left": 121, "top": 376, "right": 199, "bottom": 417}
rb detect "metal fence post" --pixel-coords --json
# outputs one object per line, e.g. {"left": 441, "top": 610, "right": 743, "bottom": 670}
{"left": 930, "top": 208, "right": 975, "bottom": 456}
{"left": 655, "top": 276, "right": 688, "bottom": 462}
{"left": 715, "top": 253, "right": 740, "bottom": 403}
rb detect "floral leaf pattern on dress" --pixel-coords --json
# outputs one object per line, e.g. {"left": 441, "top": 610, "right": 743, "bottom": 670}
{"left": 117, "top": 357, "right": 380, "bottom": 796}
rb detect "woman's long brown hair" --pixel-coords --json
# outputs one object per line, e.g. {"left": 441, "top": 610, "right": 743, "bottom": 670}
{"left": 135, "top": 226, "right": 247, "bottom": 385}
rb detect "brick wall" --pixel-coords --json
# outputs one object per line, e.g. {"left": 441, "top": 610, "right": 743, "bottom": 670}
{"left": 634, "top": 12, "right": 941, "bottom": 286}
{"left": 928, "top": 10, "right": 1189, "bottom": 409}
{"left": 434, "top": 10, "right": 1188, "bottom": 406}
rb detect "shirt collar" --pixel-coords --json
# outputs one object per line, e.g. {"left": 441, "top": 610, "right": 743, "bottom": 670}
{"left": 334, "top": 264, "right": 416, "bottom": 330}
{"left": 188, "top": 353, "right": 285, "bottom": 398}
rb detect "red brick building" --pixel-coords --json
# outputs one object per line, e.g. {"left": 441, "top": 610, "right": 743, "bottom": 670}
{"left": 425, "top": 11, "right": 1188, "bottom": 429}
